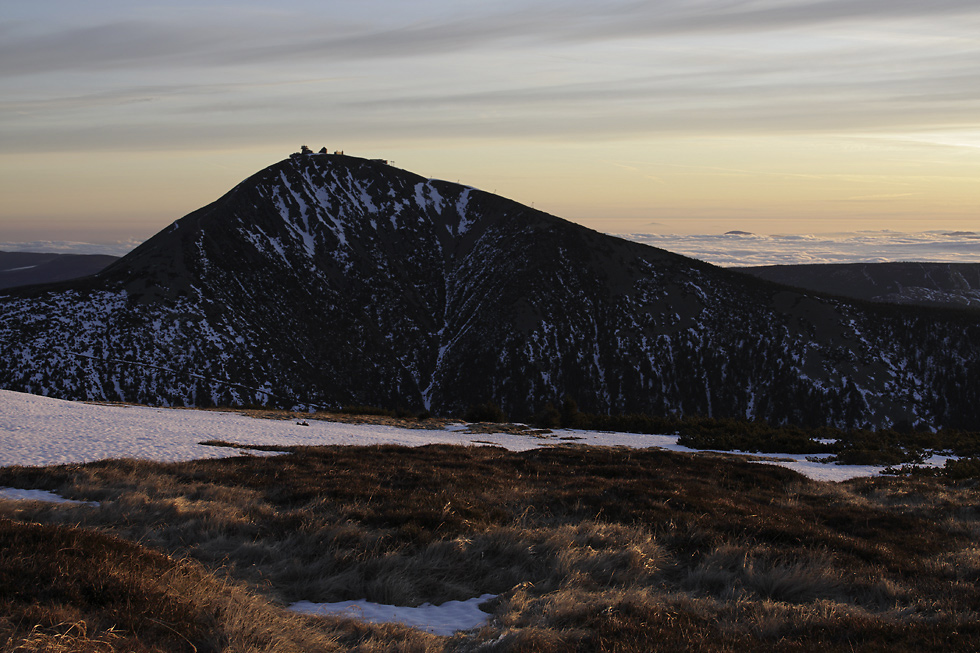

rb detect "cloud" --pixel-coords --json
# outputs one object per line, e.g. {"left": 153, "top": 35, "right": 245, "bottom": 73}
{"left": 0, "top": 240, "right": 141, "bottom": 257}
{"left": 5, "top": 231, "right": 979, "bottom": 266}
{"left": 621, "top": 231, "right": 980, "bottom": 267}
{"left": 576, "top": 0, "right": 980, "bottom": 40}
{"left": 3, "top": 1, "right": 980, "bottom": 155}
{"left": 0, "top": 12, "right": 524, "bottom": 78}
{"left": 6, "top": 54, "right": 979, "bottom": 155}
{"left": 0, "top": 21, "right": 224, "bottom": 77}
{"left": 5, "top": 1, "right": 980, "bottom": 78}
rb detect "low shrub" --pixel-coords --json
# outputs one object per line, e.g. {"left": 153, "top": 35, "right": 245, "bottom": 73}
{"left": 941, "top": 456, "right": 980, "bottom": 480}
{"left": 340, "top": 405, "right": 397, "bottom": 417}
{"left": 464, "top": 401, "right": 506, "bottom": 423}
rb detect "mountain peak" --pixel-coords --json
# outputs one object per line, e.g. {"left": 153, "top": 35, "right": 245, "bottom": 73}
{"left": 2, "top": 157, "right": 979, "bottom": 429}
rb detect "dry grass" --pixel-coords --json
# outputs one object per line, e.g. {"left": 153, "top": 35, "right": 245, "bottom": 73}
{"left": 2, "top": 444, "right": 979, "bottom": 651}
{"left": 0, "top": 519, "right": 355, "bottom": 652}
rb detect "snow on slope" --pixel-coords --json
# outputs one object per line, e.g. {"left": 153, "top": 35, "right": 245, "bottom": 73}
{"left": 2, "top": 389, "right": 892, "bottom": 481}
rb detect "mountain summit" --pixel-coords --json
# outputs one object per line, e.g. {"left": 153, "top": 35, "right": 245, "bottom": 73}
{"left": 2, "top": 153, "right": 978, "bottom": 428}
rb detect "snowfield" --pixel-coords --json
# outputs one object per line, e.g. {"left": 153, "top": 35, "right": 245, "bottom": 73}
{"left": 2, "top": 389, "right": 897, "bottom": 481}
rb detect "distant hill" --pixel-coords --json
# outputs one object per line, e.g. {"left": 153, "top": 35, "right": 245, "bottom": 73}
{"left": 738, "top": 262, "right": 980, "bottom": 310}
{"left": 2, "top": 154, "right": 979, "bottom": 429}
{"left": 0, "top": 251, "right": 119, "bottom": 290}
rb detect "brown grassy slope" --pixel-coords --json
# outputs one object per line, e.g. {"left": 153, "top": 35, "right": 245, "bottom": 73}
{"left": 0, "top": 519, "right": 453, "bottom": 653}
{"left": 1, "top": 445, "right": 979, "bottom": 651}
{"left": 0, "top": 520, "right": 348, "bottom": 652}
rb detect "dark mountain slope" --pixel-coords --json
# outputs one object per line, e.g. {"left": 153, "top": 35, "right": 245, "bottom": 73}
{"left": 0, "top": 251, "right": 118, "bottom": 290}
{"left": 739, "top": 262, "right": 980, "bottom": 310}
{"left": 2, "top": 154, "right": 978, "bottom": 429}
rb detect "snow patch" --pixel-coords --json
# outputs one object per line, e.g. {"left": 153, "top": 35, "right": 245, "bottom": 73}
{"left": 456, "top": 188, "right": 475, "bottom": 235}
{"left": 414, "top": 182, "right": 445, "bottom": 213}
{"left": 358, "top": 181, "right": 379, "bottom": 214}
{"left": 0, "top": 487, "right": 99, "bottom": 506}
{"left": 290, "top": 594, "right": 496, "bottom": 636}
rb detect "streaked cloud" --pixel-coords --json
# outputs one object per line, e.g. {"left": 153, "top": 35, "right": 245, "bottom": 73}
{"left": 5, "top": 1, "right": 980, "bottom": 76}
{"left": 4, "top": 1, "right": 979, "bottom": 153}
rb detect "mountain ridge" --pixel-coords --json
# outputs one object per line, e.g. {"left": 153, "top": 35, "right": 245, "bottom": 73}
{"left": 2, "top": 154, "right": 978, "bottom": 429}
{"left": 0, "top": 251, "right": 118, "bottom": 290}
{"left": 738, "top": 262, "right": 980, "bottom": 310}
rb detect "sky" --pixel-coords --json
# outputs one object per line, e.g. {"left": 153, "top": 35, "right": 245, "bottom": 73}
{"left": 2, "top": 0, "right": 978, "bottom": 254}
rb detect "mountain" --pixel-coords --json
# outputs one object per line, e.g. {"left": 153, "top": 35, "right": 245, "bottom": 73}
{"left": 2, "top": 153, "right": 979, "bottom": 429}
{"left": 737, "top": 263, "right": 980, "bottom": 311}
{"left": 0, "top": 251, "right": 119, "bottom": 290}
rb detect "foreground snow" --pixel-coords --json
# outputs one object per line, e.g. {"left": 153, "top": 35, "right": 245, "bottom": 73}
{"left": 291, "top": 594, "right": 497, "bottom": 636}
{"left": 0, "top": 389, "right": 899, "bottom": 481}
{"left": 0, "top": 486, "right": 99, "bottom": 506}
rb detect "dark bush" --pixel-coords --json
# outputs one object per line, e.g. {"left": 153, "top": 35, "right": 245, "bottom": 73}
{"left": 532, "top": 402, "right": 562, "bottom": 429}
{"left": 340, "top": 405, "right": 397, "bottom": 417}
{"left": 942, "top": 457, "right": 980, "bottom": 480}
{"left": 465, "top": 401, "right": 506, "bottom": 423}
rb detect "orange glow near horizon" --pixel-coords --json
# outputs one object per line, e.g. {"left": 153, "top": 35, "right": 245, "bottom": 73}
{"left": 4, "top": 133, "right": 976, "bottom": 245}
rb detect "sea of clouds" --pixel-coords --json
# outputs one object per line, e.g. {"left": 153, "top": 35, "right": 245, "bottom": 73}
{"left": 2, "top": 231, "right": 979, "bottom": 267}
{"left": 618, "top": 230, "right": 980, "bottom": 267}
